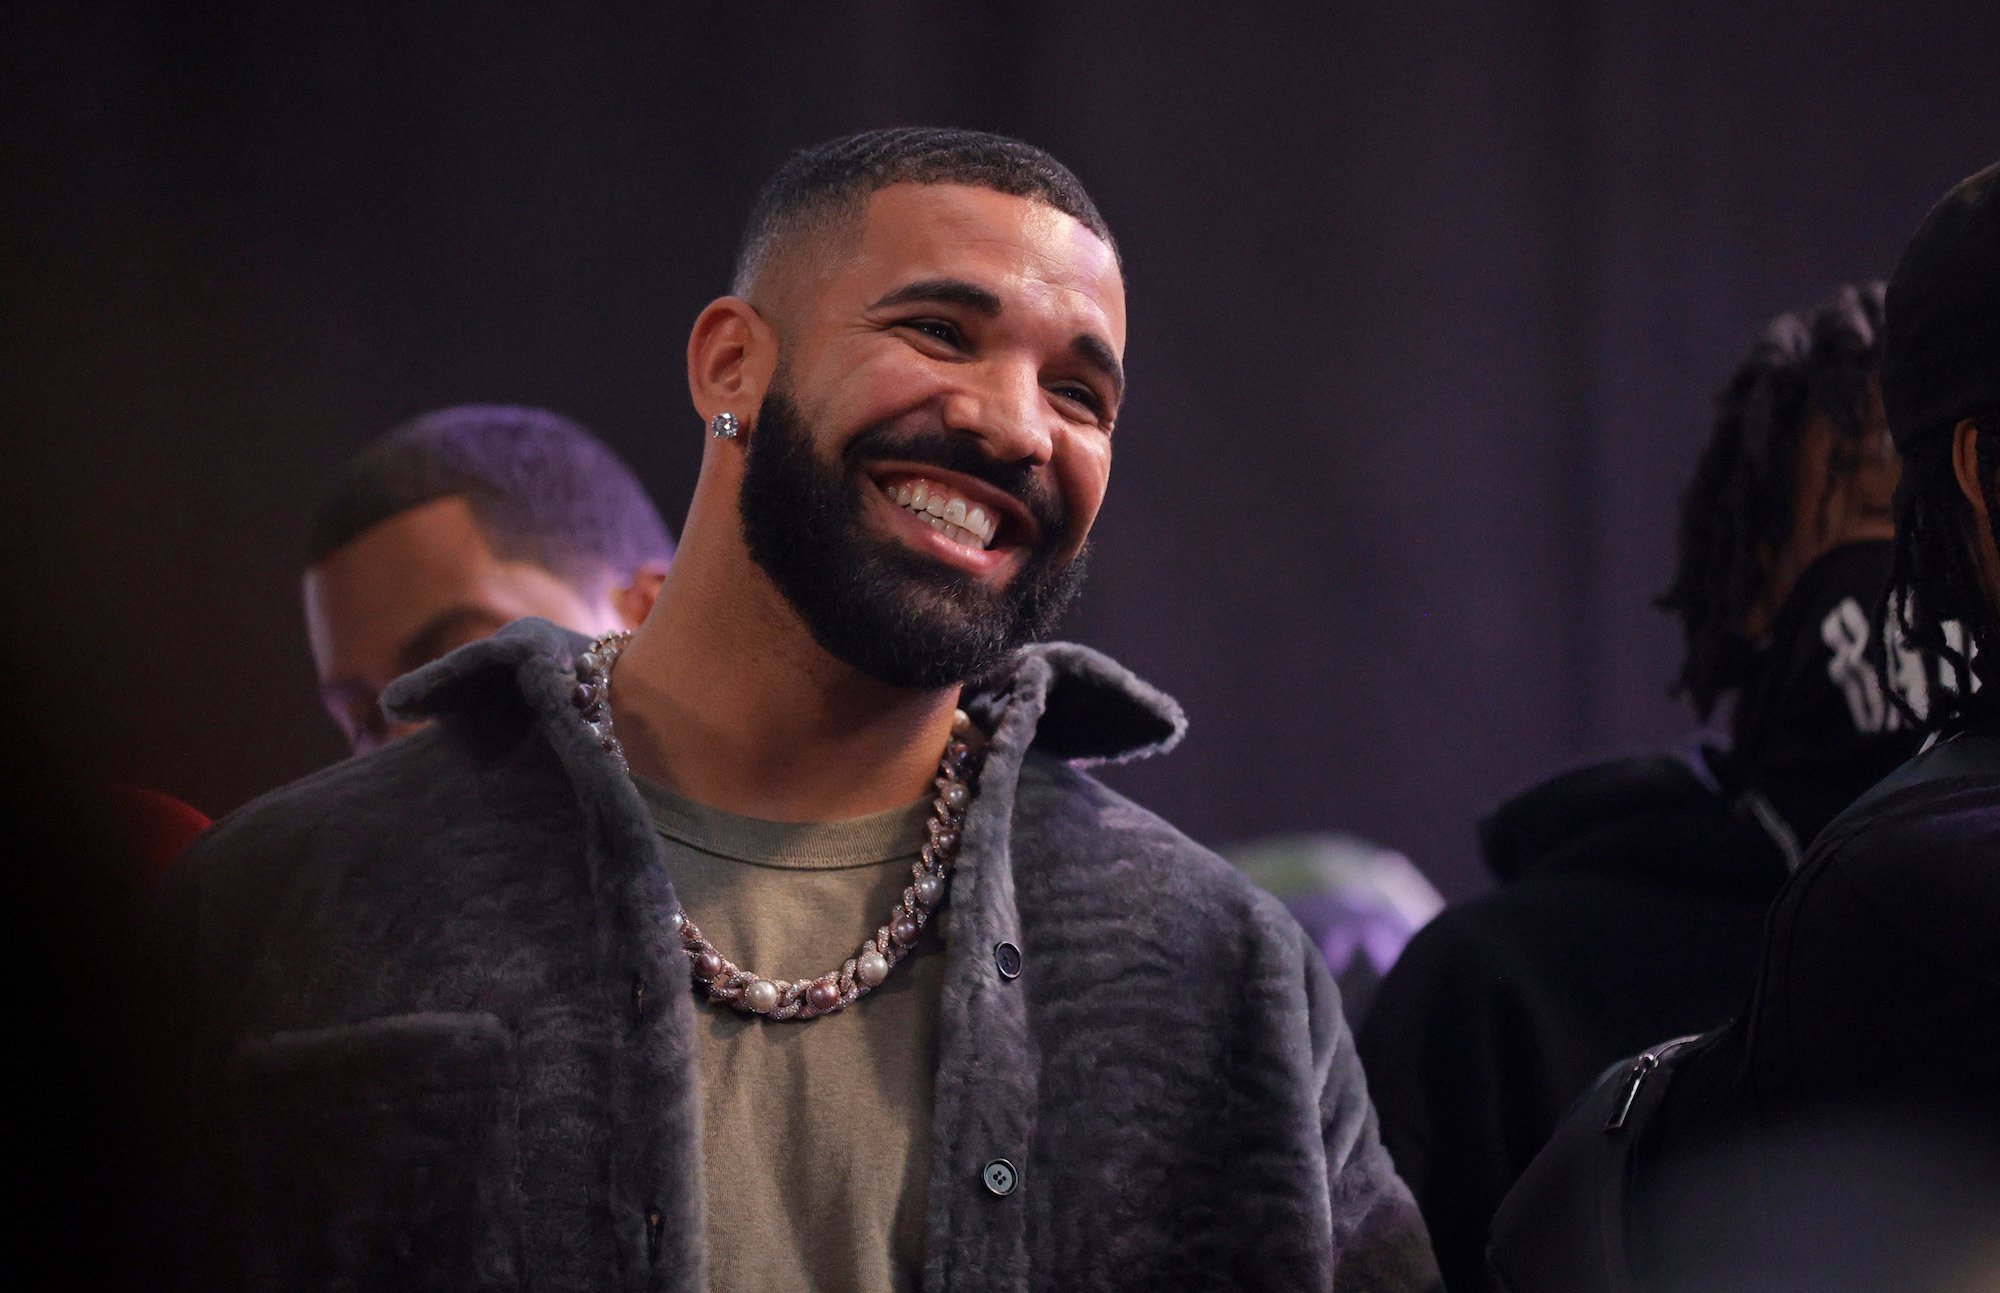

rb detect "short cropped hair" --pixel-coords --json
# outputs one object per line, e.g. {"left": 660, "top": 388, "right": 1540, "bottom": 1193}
{"left": 731, "top": 127, "right": 1116, "bottom": 297}
{"left": 307, "top": 405, "right": 675, "bottom": 595}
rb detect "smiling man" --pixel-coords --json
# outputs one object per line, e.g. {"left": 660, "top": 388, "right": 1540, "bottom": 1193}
{"left": 154, "top": 129, "right": 1435, "bottom": 1293}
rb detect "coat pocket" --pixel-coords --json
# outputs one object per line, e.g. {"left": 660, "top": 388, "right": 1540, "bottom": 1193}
{"left": 227, "top": 1011, "right": 521, "bottom": 1291}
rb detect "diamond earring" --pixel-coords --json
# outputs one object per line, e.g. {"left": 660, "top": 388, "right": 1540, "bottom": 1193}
{"left": 710, "top": 412, "right": 740, "bottom": 440}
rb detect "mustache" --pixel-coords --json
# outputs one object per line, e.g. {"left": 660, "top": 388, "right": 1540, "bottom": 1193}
{"left": 845, "top": 423, "right": 1069, "bottom": 543}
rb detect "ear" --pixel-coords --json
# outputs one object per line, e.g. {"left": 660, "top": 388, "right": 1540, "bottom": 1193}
{"left": 611, "top": 561, "right": 671, "bottom": 630}
{"left": 687, "top": 296, "right": 778, "bottom": 437}
{"left": 1953, "top": 416, "right": 1990, "bottom": 520}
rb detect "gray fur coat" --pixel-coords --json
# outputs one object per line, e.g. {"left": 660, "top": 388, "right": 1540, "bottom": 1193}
{"left": 155, "top": 620, "right": 1436, "bottom": 1292}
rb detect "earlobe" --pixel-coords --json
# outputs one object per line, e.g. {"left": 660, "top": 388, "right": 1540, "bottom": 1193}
{"left": 687, "top": 296, "right": 778, "bottom": 433}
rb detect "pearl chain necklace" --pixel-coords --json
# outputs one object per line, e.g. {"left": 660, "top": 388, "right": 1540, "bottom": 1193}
{"left": 570, "top": 631, "right": 983, "bottom": 1021}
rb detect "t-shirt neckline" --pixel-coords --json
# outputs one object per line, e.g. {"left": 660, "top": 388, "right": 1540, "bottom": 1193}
{"left": 633, "top": 775, "right": 932, "bottom": 871}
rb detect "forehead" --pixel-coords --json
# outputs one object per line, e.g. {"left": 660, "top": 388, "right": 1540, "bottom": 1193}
{"left": 823, "top": 183, "right": 1126, "bottom": 350}
{"left": 310, "top": 496, "right": 493, "bottom": 606}
{"left": 303, "top": 497, "right": 495, "bottom": 668}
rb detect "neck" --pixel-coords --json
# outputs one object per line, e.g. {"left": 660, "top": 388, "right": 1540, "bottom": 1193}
{"left": 608, "top": 502, "right": 961, "bottom": 823}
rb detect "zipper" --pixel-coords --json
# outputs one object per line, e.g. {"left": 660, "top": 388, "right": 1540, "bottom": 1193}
{"left": 1604, "top": 1035, "right": 1699, "bottom": 1132}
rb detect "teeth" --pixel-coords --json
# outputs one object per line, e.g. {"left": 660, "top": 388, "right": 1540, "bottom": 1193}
{"left": 883, "top": 477, "right": 1000, "bottom": 549}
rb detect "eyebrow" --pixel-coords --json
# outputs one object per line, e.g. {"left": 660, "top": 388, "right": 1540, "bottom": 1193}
{"left": 1072, "top": 332, "right": 1126, "bottom": 408}
{"left": 868, "top": 277, "right": 1005, "bottom": 316}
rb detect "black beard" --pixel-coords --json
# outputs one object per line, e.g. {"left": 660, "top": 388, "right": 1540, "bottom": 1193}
{"left": 737, "top": 390, "right": 1088, "bottom": 689}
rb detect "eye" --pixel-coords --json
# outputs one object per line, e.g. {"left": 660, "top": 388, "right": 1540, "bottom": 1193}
{"left": 1051, "top": 383, "right": 1105, "bottom": 417}
{"left": 899, "top": 317, "right": 965, "bottom": 348}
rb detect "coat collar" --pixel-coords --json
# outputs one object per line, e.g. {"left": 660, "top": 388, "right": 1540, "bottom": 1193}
{"left": 383, "top": 616, "right": 1187, "bottom": 766}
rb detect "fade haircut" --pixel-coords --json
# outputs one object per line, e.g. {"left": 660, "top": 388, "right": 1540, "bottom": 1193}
{"left": 1657, "top": 283, "right": 1886, "bottom": 719}
{"left": 307, "top": 405, "right": 675, "bottom": 596}
{"left": 730, "top": 127, "right": 1117, "bottom": 299}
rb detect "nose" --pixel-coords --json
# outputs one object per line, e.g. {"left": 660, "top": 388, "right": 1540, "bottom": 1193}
{"left": 941, "top": 361, "right": 1055, "bottom": 467}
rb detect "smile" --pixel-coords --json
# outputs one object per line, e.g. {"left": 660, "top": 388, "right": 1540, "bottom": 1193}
{"left": 880, "top": 476, "right": 1000, "bottom": 551}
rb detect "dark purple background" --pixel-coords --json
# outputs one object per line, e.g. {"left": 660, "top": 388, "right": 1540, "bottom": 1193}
{"left": 7, "top": 3, "right": 1997, "bottom": 896}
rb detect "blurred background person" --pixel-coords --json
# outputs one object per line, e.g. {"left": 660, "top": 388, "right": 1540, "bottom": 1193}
{"left": 1492, "top": 160, "right": 2000, "bottom": 1293}
{"left": 305, "top": 405, "right": 676, "bottom": 753}
{"left": 1223, "top": 831, "right": 1443, "bottom": 1028}
{"left": 1358, "top": 282, "right": 1923, "bottom": 1293}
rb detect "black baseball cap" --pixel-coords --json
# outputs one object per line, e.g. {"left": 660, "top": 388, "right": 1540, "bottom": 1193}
{"left": 1882, "top": 161, "right": 2000, "bottom": 452}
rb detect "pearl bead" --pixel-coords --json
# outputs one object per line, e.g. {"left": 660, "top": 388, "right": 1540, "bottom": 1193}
{"left": 891, "top": 915, "right": 922, "bottom": 946}
{"left": 694, "top": 951, "right": 723, "bottom": 981}
{"left": 857, "top": 950, "right": 890, "bottom": 986}
{"left": 952, "top": 708, "right": 972, "bottom": 734}
{"left": 914, "top": 874, "right": 945, "bottom": 908}
{"left": 942, "top": 783, "right": 970, "bottom": 811}
{"left": 669, "top": 909, "right": 685, "bottom": 933}
{"left": 807, "top": 978, "right": 840, "bottom": 1010}
{"left": 745, "top": 979, "right": 781, "bottom": 1013}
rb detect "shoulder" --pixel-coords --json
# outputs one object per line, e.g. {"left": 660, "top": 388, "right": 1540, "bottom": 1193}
{"left": 1009, "top": 751, "right": 1312, "bottom": 965}
{"left": 1784, "top": 753, "right": 2000, "bottom": 942}
{"left": 1359, "top": 890, "right": 1542, "bottom": 1063}
{"left": 1747, "top": 751, "right": 2000, "bottom": 1104}
{"left": 176, "top": 716, "right": 557, "bottom": 903}
{"left": 1480, "top": 752, "right": 1719, "bottom": 880}
{"left": 1811, "top": 738, "right": 2000, "bottom": 870}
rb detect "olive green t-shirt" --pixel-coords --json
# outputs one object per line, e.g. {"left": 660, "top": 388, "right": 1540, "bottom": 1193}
{"left": 635, "top": 777, "right": 945, "bottom": 1293}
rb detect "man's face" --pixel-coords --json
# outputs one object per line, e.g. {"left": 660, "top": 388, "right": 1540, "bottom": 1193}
{"left": 303, "top": 496, "right": 623, "bottom": 753}
{"left": 737, "top": 183, "right": 1126, "bottom": 687}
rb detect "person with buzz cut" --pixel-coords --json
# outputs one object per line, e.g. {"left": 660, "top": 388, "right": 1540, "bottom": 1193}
{"left": 149, "top": 128, "right": 1437, "bottom": 1293}
{"left": 303, "top": 404, "right": 676, "bottom": 753}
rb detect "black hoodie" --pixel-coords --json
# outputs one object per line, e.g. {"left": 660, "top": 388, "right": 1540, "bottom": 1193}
{"left": 1357, "top": 541, "right": 1921, "bottom": 1293}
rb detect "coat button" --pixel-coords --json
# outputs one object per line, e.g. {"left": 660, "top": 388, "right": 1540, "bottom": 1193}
{"left": 981, "top": 1158, "right": 1019, "bottom": 1196}
{"left": 993, "top": 941, "right": 1022, "bottom": 979}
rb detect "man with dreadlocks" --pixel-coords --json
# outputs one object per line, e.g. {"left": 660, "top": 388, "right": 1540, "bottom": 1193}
{"left": 1487, "top": 163, "right": 2000, "bottom": 1293}
{"left": 1357, "top": 283, "right": 1924, "bottom": 1293}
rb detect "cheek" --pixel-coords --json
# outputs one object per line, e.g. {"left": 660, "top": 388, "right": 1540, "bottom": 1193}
{"left": 1054, "top": 436, "right": 1112, "bottom": 550}
{"left": 796, "top": 343, "right": 948, "bottom": 440}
